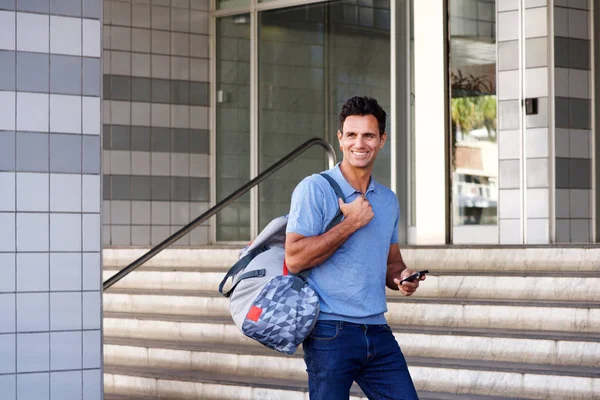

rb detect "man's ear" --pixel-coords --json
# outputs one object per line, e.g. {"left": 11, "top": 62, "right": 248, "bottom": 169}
{"left": 380, "top": 132, "right": 387, "bottom": 148}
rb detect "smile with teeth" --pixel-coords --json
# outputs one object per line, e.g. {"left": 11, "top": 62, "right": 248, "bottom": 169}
{"left": 352, "top": 151, "right": 369, "bottom": 156}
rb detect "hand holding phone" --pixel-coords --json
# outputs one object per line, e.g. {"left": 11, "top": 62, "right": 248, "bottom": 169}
{"left": 399, "top": 269, "right": 429, "bottom": 285}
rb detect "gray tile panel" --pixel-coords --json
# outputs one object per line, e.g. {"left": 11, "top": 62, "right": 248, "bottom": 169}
{"left": 17, "top": 52, "right": 50, "bottom": 93}
{"left": 151, "top": 78, "right": 171, "bottom": 103}
{"left": 171, "top": 80, "right": 189, "bottom": 105}
{"left": 110, "top": 75, "right": 131, "bottom": 101}
{"left": 556, "top": 157, "right": 570, "bottom": 188}
{"left": 82, "top": 0, "right": 99, "bottom": 18}
{"left": 111, "top": 175, "right": 131, "bottom": 200}
{"left": 555, "top": 97, "right": 569, "bottom": 129}
{"left": 0, "top": 51, "right": 15, "bottom": 91}
{"left": 0, "top": 131, "right": 16, "bottom": 171}
{"left": 569, "top": 98, "right": 590, "bottom": 129}
{"left": 190, "top": 81, "right": 208, "bottom": 106}
{"left": 151, "top": 127, "right": 170, "bottom": 152}
{"left": 16, "top": 132, "right": 48, "bottom": 172}
{"left": 570, "top": 158, "right": 591, "bottom": 189}
{"left": 568, "top": 38, "right": 590, "bottom": 70}
{"left": 83, "top": 136, "right": 100, "bottom": 174}
{"left": 111, "top": 125, "right": 131, "bottom": 150}
{"left": 151, "top": 176, "right": 170, "bottom": 200}
{"left": 131, "top": 126, "right": 150, "bottom": 151}
{"left": 554, "top": 37, "right": 569, "bottom": 68}
{"left": 50, "top": 55, "right": 82, "bottom": 95}
{"left": 103, "top": 125, "right": 111, "bottom": 149}
{"left": 17, "top": 372, "right": 49, "bottom": 398}
{"left": 131, "top": 77, "right": 152, "bottom": 102}
{"left": 131, "top": 175, "right": 151, "bottom": 200}
{"left": 103, "top": 175, "right": 110, "bottom": 200}
{"left": 50, "top": 0, "right": 81, "bottom": 17}
{"left": 171, "top": 128, "right": 189, "bottom": 152}
{"left": 190, "top": 129, "right": 209, "bottom": 154}
{"left": 83, "top": 58, "right": 101, "bottom": 97}
{"left": 171, "top": 176, "right": 189, "bottom": 201}
{"left": 50, "top": 134, "right": 81, "bottom": 173}
{"left": 17, "top": 0, "right": 49, "bottom": 13}
{"left": 190, "top": 177, "right": 209, "bottom": 201}
{"left": 0, "top": 0, "right": 16, "bottom": 9}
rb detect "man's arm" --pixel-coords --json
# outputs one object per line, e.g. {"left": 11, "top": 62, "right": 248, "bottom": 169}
{"left": 386, "top": 243, "right": 424, "bottom": 296}
{"left": 285, "top": 196, "right": 373, "bottom": 274}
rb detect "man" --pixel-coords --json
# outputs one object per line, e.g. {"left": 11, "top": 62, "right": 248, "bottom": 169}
{"left": 284, "top": 96, "right": 424, "bottom": 399}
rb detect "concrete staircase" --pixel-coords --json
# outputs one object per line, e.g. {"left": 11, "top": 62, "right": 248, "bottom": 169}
{"left": 102, "top": 248, "right": 600, "bottom": 399}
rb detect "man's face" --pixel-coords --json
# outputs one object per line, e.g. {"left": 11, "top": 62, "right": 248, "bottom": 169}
{"left": 337, "top": 114, "right": 387, "bottom": 170}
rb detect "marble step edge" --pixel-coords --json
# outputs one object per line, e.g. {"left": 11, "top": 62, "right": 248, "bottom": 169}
{"left": 103, "top": 336, "right": 600, "bottom": 379}
{"left": 102, "top": 265, "right": 600, "bottom": 277}
{"left": 104, "top": 288, "right": 600, "bottom": 309}
{"left": 102, "top": 247, "right": 600, "bottom": 271}
{"left": 103, "top": 365, "right": 524, "bottom": 400}
{"left": 103, "top": 311, "right": 600, "bottom": 343}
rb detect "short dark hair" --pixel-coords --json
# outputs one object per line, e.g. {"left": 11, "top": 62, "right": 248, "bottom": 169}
{"left": 339, "top": 96, "right": 387, "bottom": 136}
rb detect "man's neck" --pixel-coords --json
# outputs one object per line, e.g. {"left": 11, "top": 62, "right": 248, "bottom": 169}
{"left": 339, "top": 162, "right": 372, "bottom": 194}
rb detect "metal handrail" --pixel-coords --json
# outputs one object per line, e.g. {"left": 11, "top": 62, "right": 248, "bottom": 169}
{"left": 103, "top": 137, "right": 337, "bottom": 290}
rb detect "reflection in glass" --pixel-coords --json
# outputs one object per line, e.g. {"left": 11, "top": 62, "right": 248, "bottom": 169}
{"left": 258, "top": 0, "right": 391, "bottom": 230}
{"left": 450, "top": 0, "right": 497, "bottom": 226}
{"left": 216, "top": 15, "right": 251, "bottom": 241}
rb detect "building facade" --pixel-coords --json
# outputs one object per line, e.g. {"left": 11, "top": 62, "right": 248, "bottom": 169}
{"left": 0, "top": 0, "right": 598, "bottom": 398}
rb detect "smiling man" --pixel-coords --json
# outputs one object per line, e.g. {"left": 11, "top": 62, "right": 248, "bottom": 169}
{"left": 284, "top": 96, "right": 424, "bottom": 399}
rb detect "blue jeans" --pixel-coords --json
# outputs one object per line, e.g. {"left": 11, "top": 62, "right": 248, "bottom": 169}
{"left": 302, "top": 321, "right": 419, "bottom": 400}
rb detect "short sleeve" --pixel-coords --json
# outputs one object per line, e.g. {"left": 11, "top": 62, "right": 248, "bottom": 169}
{"left": 286, "top": 178, "right": 326, "bottom": 238}
{"left": 391, "top": 198, "right": 400, "bottom": 245}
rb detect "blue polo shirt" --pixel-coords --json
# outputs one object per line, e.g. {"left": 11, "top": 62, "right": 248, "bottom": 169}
{"left": 286, "top": 164, "right": 399, "bottom": 324}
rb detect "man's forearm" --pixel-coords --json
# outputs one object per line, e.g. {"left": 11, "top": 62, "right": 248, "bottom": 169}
{"left": 285, "top": 219, "right": 359, "bottom": 273}
{"left": 386, "top": 260, "right": 407, "bottom": 290}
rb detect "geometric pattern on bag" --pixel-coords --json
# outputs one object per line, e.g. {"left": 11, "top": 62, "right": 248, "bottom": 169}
{"left": 241, "top": 275, "right": 320, "bottom": 355}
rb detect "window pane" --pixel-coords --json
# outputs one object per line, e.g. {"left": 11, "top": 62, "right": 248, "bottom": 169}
{"left": 216, "top": 14, "right": 251, "bottom": 241}
{"left": 218, "top": 0, "right": 248, "bottom": 10}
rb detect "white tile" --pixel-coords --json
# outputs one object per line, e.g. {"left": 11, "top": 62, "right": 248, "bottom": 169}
{"left": 554, "top": 6, "right": 568, "bottom": 37}
{"left": 190, "top": 10, "right": 208, "bottom": 34}
{"left": 83, "top": 175, "right": 100, "bottom": 212}
{"left": 527, "top": 218, "right": 549, "bottom": 244}
{"left": 499, "top": 219, "right": 521, "bottom": 244}
{"left": 0, "top": 91, "right": 15, "bottom": 130}
{"left": 82, "top": 253, "right": 101, "bottom": 291}
{"left": 110, "top": 200, "right": 131, "bottom": 224}
{"left": 190, "top": 58, "right": 208, "bottom": 82}
{"left": 570, "top": 218, "right": 591, "bottom": 242}
{"left": 171, "top": 32, "right": 189, "bottom": 56}
{"left": 17, "top": 13, "right": 49, "bottom": 53}
{"left": 109, "top": 26, "right": 131, "bottom": 52}
{"left": 570, "top": 189, "right": 591, "bottom": 218}
{"left": 17, "top": 213, "right": 49, "bottom": 252}
{"left": 498, "top": 129, "right": 520, "bottom": 160}
{"left": 50, "top": 332, "right": 81, "bottom": 370}
{"left": 151, "top": 54, "right": 170, "bottom": 79}
{"left": 554, "top": 68, "right": 569, "bottom": 97}
{"left": 132, "top": 53, "right": 151, "bottom": 77}
{"left": 50, "top": 174, "right": 81, "bottom": 212}
{"left": 499, "top": 189, "right": 520, "bottom": 219}
{"left": 83, "top": 214, "right": 100, "bottom": 251}
{"left": 0, "top": 293, "right": 16, "bottom": 332}
{"left": 110, "top": 151, "right": 131, "bottom": 175}
{"left": 151, "top": 5, "right": 170, "bottom": 30}
{"left": 82, "top": 330, "right": 101, "bottom": 368}
{"left": 17, "top": 93, "right": 49, "bottom": 132}
{"left": 0, "top": 253, "right": 16, "bottom": 293}
{"left": 525, "top": 128, "right": 548, "bottom": 158}
{"left": 110, "top": 0, "right": 131, "bottom": 25}
{"left": 170, "top": 201, "right": 189, "bottom": 225}
{"left": 17, "top": 372, "right": 49, "bottom": 399}
{"left": 151, "top": 103, "right": 170, "bottom": 127}
{"left": 0, "top": 11, "right": 16, "bottom": 50}
{"left": 83, "top": 96, "right": 101, "bottom": 135}
{"left": 555, "top": 188, "right": 570, "bottom": 218}
{"left": 569, "top": 69, "right": 589, "bottom": 99}
{"left": 526, "top": 0, "right": 546, "bottom": 7}
{"left": 555, "top": 128, "right": 569, "bottom": 157}
{"left": 190, "top": 34, "right": 208, "bottom": 58}
{"left": 111, "top": 100, "right": 131, "bottom": 125}
{"left": 50, "top": 253, "right": 81, "bottom": 291}
{"left": 0, "top": 213, "right": 16, "bottom": 252}
{"left": 525, "top": 67, "right": 548, "bottom": 97}
{"left": 50, "top": 292, "right": 82, "bottom": 330}
{"left": 190, "top": 0, "right": 208, "bottom": 10}
{"left": 171, "top": 153, "right": 190, "bottom": 177}
{"left": 171, "top": 105, "right": 189, "bottom": 128}
{"left": 50, "top": 213, "right": 81, "bottom": 252}
{"left": 0, "top": 173, "right": 15, "bottom": 211}
{"left": 131, "top": 201, "right": 150, "bottom": 224}
{"left": 526, "top": 158, "right": 548, "bottom": 188}
{"left": 171, "top": 7, "right": 190, "bottom": 32}
{"left": 17, "top": 294, "right": 49, "bottom": 333}
{"left": 499, "top": 160, "right": 520, "bottom": 189}
{"left": 50, "top": 16, "right": 81, "bottom": 56}
{"left": 51, "top": 371, "right": 82, "bottom": 400}
{"left": 110, "top": 51, "right": 131, "bottom": 75}
{"left": 132, "top": 4, "right": 151, "bottom": 28}
{"left": 0, "top": 334, "right": 15, "bottom": 373}
{"left": 131, "top": 152, "right": 151, "bottom": 175}
{"left": 569, "top": 9, "right": 589, "bottom": 39}
{"left": 83, "top": 370, "right": 102, "bottom": 400}
{"left": 131, "top": 102, "right": 151, "bottom": 126}
{"left": 525, "top": 7, "right": 547, "bottom": 38}
{"left": 526, "top": 188, "right": 549, "bottom": 218}
{"left": 190, "top": 106, "right": 208, "bottom": 129}
{"left": 17, "top": 173, "right": 49, "bottom": 212}
{"left": 50, "top": 95, "right": 82, "bottom": 134}
{"left": 190, "top": 154, "right": 209, "bottom": 177}
{"left": 82, "top": 292, "right": 101, "bottom": 329}
{"left": 17, "top": 333, "right": 49, "bottom": 372}
{"left": 498, "top": 11, "right": 519, "bottom": 41}
{"left": 151, "top": 201, "right": 170, "bottom": 224}
{"left": 102, "top": 25, "right": 110, "bottom": 50}
{"left": 16, "top": 253, "right": 49, "bottom": 292}
{"left": 102, "top": 151, "right": 111, "bottom": 175}
{"left": 570, "top": 129, "right": 590, "bottom": 159}
{"left": 152, "top": 30, "right": 170, "bottom": 54}
{"left": 171, "top": 56, "right": 190, "bottom": 80}
{"left": 132, "top": 28, "right": 151, "bottom": 53}
{"left": 151, "top": 153, "right": 170, "bottom": 176}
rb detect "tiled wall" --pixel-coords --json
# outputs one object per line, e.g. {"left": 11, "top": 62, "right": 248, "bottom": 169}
{"left": 554, "top": 0, "right": 593, "bottom": 242}
{"left": 102, "top": 0, "right": 210, "bottom": 246}
{"left": 0, "top": 0, "right": 103, "bottom": 398}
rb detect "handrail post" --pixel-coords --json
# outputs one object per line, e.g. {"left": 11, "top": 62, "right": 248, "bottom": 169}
{"left": 103, "top": 138, "right": 337, "bottom": 290}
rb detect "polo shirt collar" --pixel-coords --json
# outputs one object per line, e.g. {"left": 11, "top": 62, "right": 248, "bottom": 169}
{"left": 329, "top": 163, "right": 378, "bottom": 199}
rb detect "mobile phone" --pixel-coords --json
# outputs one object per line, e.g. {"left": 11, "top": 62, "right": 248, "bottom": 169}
{"left": 399, "top": 270, "right": 429, "bottom": 284}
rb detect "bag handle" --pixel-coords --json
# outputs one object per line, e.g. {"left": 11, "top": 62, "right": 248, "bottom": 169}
{"left": 218, "top": 245, "right": 269, "bottom": 297}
